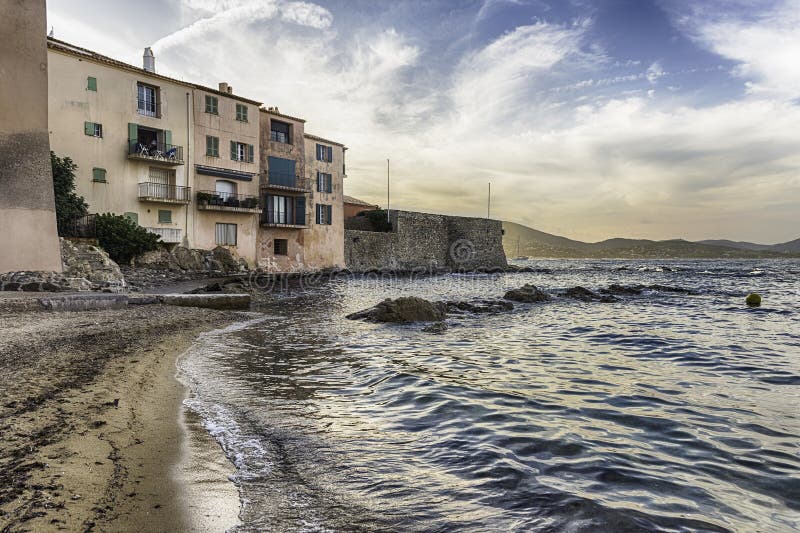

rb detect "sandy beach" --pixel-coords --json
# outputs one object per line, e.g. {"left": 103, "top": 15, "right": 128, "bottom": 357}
{"left": 0, "top": 304, "right": 243, "bottom": 532}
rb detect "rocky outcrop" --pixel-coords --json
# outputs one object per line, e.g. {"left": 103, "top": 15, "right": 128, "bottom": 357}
{"left": 503, "top": 284, "right": 551, "bottom": 303}
{"left": 135, "top": 245, "right": 249, "bottom": 273}
{"left": 346, "top": 297, "right": 447, "bottom": 323}
{"left": 560, "top": 286, "right": 619, "bottom": 303}
{"left": 446, "top": 299, "right": 514, "bottom": 314}
{"left": 60, "top": 239, "right": 125, "bottom": 287}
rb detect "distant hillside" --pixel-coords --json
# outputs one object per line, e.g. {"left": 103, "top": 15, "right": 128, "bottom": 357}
{"left": 503, "top": 222, "right": 800, "bottom": 259}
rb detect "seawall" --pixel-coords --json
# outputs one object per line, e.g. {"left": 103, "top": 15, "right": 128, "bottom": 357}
{"left": 344, "top": 210, "right": 507, "bottom": 271}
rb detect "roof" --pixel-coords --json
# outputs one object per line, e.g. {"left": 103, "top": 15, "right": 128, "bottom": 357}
{"left": 259, "top": 107, "right": 306, "bottom": 123}
{"left": 343, "top": 195, "right": 378, "bottom": 207}
{"left": 47, "top": 37, "right": 263, "bottom": 106}
{"left": 304, "top": 133, "right": 347, "bottom": 149}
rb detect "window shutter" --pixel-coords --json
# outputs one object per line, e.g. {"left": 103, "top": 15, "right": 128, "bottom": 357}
{"left": 248, "top": 144, "right": 254, "bottom": 163}
{"left": 295, "top": 196, "right": 305, "bottom": 226}
{"left": 128, "top": 123, "right": 138, "bottom": 141}
{"left": 165, "top": 130, "right": 172, "bottom": 148}
{"left": 206, "top": 136, "right": 212, "bottom": 156}
{"left": 124, "top": 212, "right": 138, "bottom": 224}
{"left": 326, "top": 174, "right": 332, "bottom": 193}
{"left": 158, "top": 209, "right": 172, "bottom": 223}
{"left": 92, "top": 168, "right": 106, "bottom": 182}
{"left": 326, "top": 205, "right": 332, "bottom": 225}
{"left": 230, "top": 141, "right": 237, "bottom": 160}
{"left": 87, "top": 76, "right": 97, "bottom": 91}
{"left": 85, "top": 121, "right": 94, "bottom": 136}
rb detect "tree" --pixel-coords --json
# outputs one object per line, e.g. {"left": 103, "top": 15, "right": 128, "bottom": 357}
{"left": 51, "top": 151, "right": 88, "bottom": 235}
{"left": 95, "top": 214, "right": 161, "bottom": 265}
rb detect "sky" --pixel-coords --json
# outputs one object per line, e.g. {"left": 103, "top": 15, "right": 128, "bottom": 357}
{"left": 46, "top": 0, "right": 800, "bottom": 243}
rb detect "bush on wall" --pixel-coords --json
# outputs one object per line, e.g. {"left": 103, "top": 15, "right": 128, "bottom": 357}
{"left": 95, "top": 213, "right": 161, "bottom": 265}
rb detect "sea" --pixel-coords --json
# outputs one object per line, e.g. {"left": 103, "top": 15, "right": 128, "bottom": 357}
{"left": 177, "top": 259, "right": 799, "bottom": 532}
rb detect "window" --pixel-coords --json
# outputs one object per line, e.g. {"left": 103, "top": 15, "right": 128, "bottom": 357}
{"left": 230, "top": 141, "right": 254, "bottom": 163}
{"left": 206, "top": 135, "right": 219, "bottom": 157}
{"left": 87, "top": 76, "right": 97, "bottom": 91}
{"left": 215, "top": 180, "right": 236, "bottom": 200}
{"left": 270, "top": 120, "right": 291, "bottom": 143}
{"left": 236, "top": 104, "right": 248, "bottom": 122}
{"left": 149, "top": 166, "right": 176, "bottom": 185}
{"left": 316, "top": 172, "right": 332, "bottom": 193}
{"left": 158, "top": 209, "right": 172, "bottom": 223}
{"left": 124, "top": 212, "right": 138, "bottom": 224}
{"left": 215, "top": 223, "right": 237, "bottom": 246}
{"left": 84, "top": 121, "right": 102, "bottom": 138}
{"left": 92, "top": 167, "right": 106, "bottom": 182}
{"left": 273, "top": 239, "right": 288, "bottom": 256}
{"left": 205, "top": 95, "right": 218, "bottom": 114}
{"left": 316, "top": 143, "right": 332, "bottom": 162}
{"left": 316, "top": 204, "right": 332, "bottom": 225}
{"left": 270, "top": 195, "right": 288, "bottom": 224}
{"left": 137, "top": 83, "right": 158, "bottom": 117}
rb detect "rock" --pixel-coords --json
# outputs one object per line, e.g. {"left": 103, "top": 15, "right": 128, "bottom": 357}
{"left": 346, "top": 297, "right": 447, "bottom": 323}
{"left": 746, "top": 293, "right": 762, "bottom": 307}
{"left": 2, "top": 282, "right": 20, "bottom": 291}
{"left": 222, "top": 282, "right": 248, "bottom": 294}
{"left": 422, "top": 321, "right": 448, "bottom": 334}
{"left": 646, "top": 284, "right": 693, "bottom": 294}
{"left": 212, "top": 247, "right": 241, "bottom": 273}
{"left": 158, "top": 293, "right": 251, "bottom": 310}
{"left": 60, "top": 238, "right": 125, "bottom": 285}
{"left": 446, "top": 299, "right": 514, "bottom": 314}
{"left": 172, "top": 246, "right": 205, "bottom": 271}
{"left": 561, "top": 286, "right": 619, "bottom": 303}
{"left": 503, "top": 284, "right": 551, "bottom": 303}
{"left": 40, "top": 282, "right": 63, "bottom": 292}
{"left": 601, "top": 284, "right": 643, "bottom": 295}
{"left": 21, "top": 282, "right": 41, "bottom": 292}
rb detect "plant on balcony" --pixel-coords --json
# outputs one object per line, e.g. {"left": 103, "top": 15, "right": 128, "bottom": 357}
{"left": 242, "top": 197, "right": 258, "bottom": 209}
{"left": 95, "top": 213, "right": 161, "bottom": 265}
{"left": 197, "top": 191, "right": 214, "bottom": 205}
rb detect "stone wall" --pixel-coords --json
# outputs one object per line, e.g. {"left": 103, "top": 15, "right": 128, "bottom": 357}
{"left": 344, "top": 210, "right": 507, "bottom": 271}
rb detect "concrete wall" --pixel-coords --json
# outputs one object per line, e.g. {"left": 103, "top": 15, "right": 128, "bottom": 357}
{"left": 47, "top": 44, "right": 190, "bottom": 241}
{"left": 0, "top": 0, "right": 63, "bottom": 273}
{"left": 190, "top": 87, "right": 260, "bottom": 264}
{"left": 345, "top": 210, "right": 508, "bottom": 271}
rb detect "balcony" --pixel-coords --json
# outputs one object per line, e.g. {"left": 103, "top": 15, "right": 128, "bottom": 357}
{"left": 138, "top": 182, "right": 191, "bottom": 204}
{"left": 145, "top": 227, "right": 182, "bottom": 243}
{"left": 261, "top": 211, "right": 310, "bottom": 229}
{"left": 196, "top": 190, "right": 261, "bottom": 214}
{"left": 262, "top": 173, "right": 311, "bottom": 193}
{"left": 128, "top": 139, "right": 184, "bottom": 165}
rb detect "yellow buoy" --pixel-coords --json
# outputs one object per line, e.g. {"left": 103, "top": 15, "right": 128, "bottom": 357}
{"left": 746, "top": 293, "right": 762, "bottom": 307}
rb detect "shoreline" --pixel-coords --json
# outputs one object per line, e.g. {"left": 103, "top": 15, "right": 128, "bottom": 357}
{"left": 0, "top": 305, "right": 242, "bottom": 531}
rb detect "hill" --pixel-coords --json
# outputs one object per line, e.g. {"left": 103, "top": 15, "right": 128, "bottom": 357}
{"left": 503, "top": 221, "right": 800, "bottom": 259}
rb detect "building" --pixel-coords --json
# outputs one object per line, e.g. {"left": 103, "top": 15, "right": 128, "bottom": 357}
{"left": 0, "top": 0, "right": 64, "bottom": 274}
{"left": 46, "top": 37, "right": 345, "bottom": 270}
{"left": 257, "top": 111, "right": 346, "bottom": 271}
{"left": 343, "top": 195, "right": 379, "bottom": 219}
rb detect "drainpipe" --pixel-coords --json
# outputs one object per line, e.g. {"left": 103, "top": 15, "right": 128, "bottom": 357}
{"left": 182, "top": 91, "right": 191, "bottom": 248}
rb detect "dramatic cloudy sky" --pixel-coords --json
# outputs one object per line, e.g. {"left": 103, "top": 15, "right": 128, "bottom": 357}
{"left": 47, "top": 0, "right": 799, "bottom": 243}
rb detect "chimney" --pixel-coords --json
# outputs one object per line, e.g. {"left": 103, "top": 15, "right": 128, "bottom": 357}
{"left": 143, "top": 47, "right": 155, "bottom": 73}
{"left": 219, "top": 82, "right": 233, "bottom": 94}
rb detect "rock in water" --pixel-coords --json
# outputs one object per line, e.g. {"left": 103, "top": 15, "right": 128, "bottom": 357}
{"left": 346, "top": 297, "right": 447, "bottom": 323}
{"left": 746, "top": 293, "right": 762, "bottom": 307}
{"left": 422, "top": 321, "right": 448, "bottom": 334}
{"left": 503, "top": 284, "right": 551, "bottom": 303}
{"left": 562, "top": 286, "right": 619, "bottom": 303}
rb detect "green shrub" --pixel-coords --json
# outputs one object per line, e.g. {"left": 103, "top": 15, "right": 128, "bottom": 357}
{"left": 95, "top": 213, "right": 161, "bottom": 265}
{"left": 51, "top": 151, "right": 89, "bottom": 235}
{"left": 364, "top": 209, "right": 393, "bottom": 232}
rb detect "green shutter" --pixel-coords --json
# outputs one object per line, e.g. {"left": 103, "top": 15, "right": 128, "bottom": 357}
{"left": 124, "top": 212, "right": 138, "bottom": 224}
{"left": 87, "top": 76, "right": 97, "bottom": 91}
{"left": 230, "top": 141, "right": 237, "bottom": 160}
{"left": 128, "top": 123, "right": 138, "bottom": 141}
{"left": 92, "top": 168, "right": 106, "bottom": 182}
{"left": 164, "top": 130, "right": 172, "bottom": 148}
{"left": 326, "top": 205, "right": 332, "bottom": 225}
{"left": 248, "top": 144, "right": 254, "bottom": 163}
{"left": 158, "top": 209, "right": 172, "bottom": 223}
{"left": 85, "top": 121, "right": 94, "bottom": 136}
{"left": 213, "top": 137, "right": 219, "bottom": 157}
{"left": 206, "top": 136, "right": 213, "bottom": 156}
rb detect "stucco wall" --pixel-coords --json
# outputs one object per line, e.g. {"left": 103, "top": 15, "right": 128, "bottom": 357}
{"left": 304, "top": 137, "right": 345, "bottom": 269}
{"left": 0, "top": 0, "right": 62, "bottom": 273}
{"left": 344, "top": 210, "right": 507, "bottom": 271}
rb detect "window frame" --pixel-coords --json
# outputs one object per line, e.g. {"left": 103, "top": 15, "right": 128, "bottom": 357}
{"left": 235, "top": 103, "right": 248, "bottom": 122}
{"left": 92, "top": 167, "right": 107, "bottom": 183}
{"left": 273, "top": 239, "right": 288, "bottom": 256}
{"left": 269, "top": 120, "right": 291, "bottom": 144}
{"left": 206, "top": 135, "right": 220, "bottom": 157}
{"left": 137, "top": 82, "right": 159, "bottom": 118}
{"left": 215, "top": 223, "right": 238, "bottom": 246}
{"left": 158, "top": 209, "right": 172, "bottom": 224}
{"left": 205, "top": 95, "right": 219, "bottom": 115}
{"left": 316, "top": 203, "right": 332, "bottom": 225}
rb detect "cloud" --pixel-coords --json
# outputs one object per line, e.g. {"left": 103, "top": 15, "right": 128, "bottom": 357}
{"left": 645, "top": 62, "right": 664, "bottom": 84}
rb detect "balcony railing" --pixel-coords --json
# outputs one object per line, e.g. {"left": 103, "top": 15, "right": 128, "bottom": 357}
{"left": 196, "top": 190, "right": 261, "bottom": 214}
{"left": 263, "top": 173, "right": 311, "bottom": 193}
{"left": 145, "top": 227, "right": 182, "bottom": 243}
{"left": 261, "top": 211, "right": 310, "bottom": 229}
{"left": 128, "top": 139, "right": 184, "bottom": 165}
{"left": 138, "top": 181, "right": 191, "bottom": 204}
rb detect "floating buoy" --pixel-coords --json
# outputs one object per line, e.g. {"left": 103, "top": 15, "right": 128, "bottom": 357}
{"left": 746, "top": 293, "right": 762, "bottom": 307}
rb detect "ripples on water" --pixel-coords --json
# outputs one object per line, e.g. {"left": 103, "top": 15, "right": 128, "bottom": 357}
{"left": 178, "top": 260, "right": 800, "bottom": 532}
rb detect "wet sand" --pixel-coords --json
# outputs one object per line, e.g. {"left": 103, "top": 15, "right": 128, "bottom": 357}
{"left": 0, "top": 305, "right": 242, "bottom": 531}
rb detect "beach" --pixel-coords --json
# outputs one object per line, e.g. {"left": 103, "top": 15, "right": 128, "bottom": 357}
{"left": 0, "top": 304, "right": 242, "bottom": 532}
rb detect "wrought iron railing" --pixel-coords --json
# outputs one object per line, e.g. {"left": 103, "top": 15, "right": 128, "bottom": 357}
{"left": 262, "top": 210, "right": 311, "bottom": 228}
{"left": 263, "top": 172, "right": 311, "bottom": 192}
{"left": 59, "top": 214, "right": 97, "bottom": 238}
{"left": 196, "top": 190, "right": 260, "bottom": 210}
{"left": 138, "top": 181, "right": 191, "bottom": 202}
{"left": 128, "top": 140, "right": 184, "bottom": 163}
